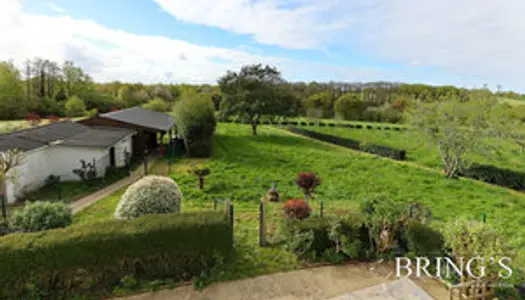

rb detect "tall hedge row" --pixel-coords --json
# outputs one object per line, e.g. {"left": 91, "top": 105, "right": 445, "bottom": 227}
{"left": 459, "top": 164, "right": 525, "bottom": 192}
{"left": 288, "top": 127, "right": 407, "bottom": 160}
{"left": 0, "top": 212, "right": 232, "bottom": 298}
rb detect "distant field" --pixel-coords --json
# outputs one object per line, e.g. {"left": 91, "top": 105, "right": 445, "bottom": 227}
{"left": 498, "top": 97, "right": 525, "bottom": 106}
{"left": 307, "top": 126, "right": 525, "bottom": 173}
{"left": 0, "top": 118, "right": 84, "bottom": 134}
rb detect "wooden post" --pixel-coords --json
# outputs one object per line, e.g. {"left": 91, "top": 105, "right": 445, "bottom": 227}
{"left": 213, "top": 198, "right": 218, "bottom": 211}
{"left": 229, "top": 201, "right": 234, "bottom": 230}
{"left": 482, "top": 213, "right": 486, "bottom": 223}
{"left": 259, "top": 200, "right": 266, "bottom": 246}
{"left": 320, "top": 200, "right": 324, "bottom": 217}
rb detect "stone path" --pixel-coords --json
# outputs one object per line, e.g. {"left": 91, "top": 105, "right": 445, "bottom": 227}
{"left": 70, "top": 156, "right": 158, "bottom": 214}
{"left": 119, "top": 264, "right": 449, "bottom": 300}
{"left": 327, "top": 278, "right": 435, "bottom": 300}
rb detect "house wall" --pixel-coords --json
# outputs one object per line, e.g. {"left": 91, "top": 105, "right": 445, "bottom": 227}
{"left": 3, "top": 134, "right": 133, "bottom": 204}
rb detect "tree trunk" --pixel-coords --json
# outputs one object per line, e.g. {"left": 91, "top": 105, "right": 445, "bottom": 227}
{"left": 251, "top": 123, "right": 257, "bottom": 136}
{"left": 1, "top": 195, "right": 6, "bottom": 223}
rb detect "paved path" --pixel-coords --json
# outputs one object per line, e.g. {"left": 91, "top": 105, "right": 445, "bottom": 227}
{"left": 327, "top": 278, "right": 434, "bottom": 300}
{"left": 71, "top": 156, "right": 158, "bottom": 214}
{"left": 119, "top": 264, "right": 449, "bottom": 300}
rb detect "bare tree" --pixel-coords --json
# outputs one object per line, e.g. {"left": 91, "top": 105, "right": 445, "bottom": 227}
{"left": 0, "top": 149, "right": 24, "bottom": 222}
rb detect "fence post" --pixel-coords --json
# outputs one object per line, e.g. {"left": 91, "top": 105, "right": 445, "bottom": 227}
{"left": 482, "top": 212, "right": 486, "bottom": 223}
{"left": 320, "top": 200, "right": 324, "bottom": 217}
{"left": 229, "top": 202, "right": 234, "bottom": 230}
{"left": 213, "top": 198, "right": 218, "bottom": 211}
{"left": 259, "top": 200, "right": 266, "bottom": 246}
{"left": 56, "top": 181, "right": 61, "bottom": 201}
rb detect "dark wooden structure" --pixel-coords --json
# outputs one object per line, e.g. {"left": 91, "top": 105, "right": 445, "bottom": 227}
{"left": 79, "top": 107, "right": 176, "bottom": 161}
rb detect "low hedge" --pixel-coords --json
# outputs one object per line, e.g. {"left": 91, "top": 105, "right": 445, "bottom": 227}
{"left": 459, "top": 164, "right": 525, "bottom": 191}
{"left": 359, "top": 142, "right": 407, "bottom": 160}
{"left": 288, "top": 127, "right": 407, "bottom": 161}
{"left": 0, "top": 212, "right": 232, "bottom": 298}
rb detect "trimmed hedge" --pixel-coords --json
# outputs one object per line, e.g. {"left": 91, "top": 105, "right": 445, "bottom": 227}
{"left": 459, "top": 164, "right": 525, "bottom": 192}
{"left": 359, "top": 142, "right": 407, "bottom": 160}
{"left": 0, "top": 212, "right": 232, "bottom": 298}
{"left": 288, "top": 127, "right": 407, "bottom": 161}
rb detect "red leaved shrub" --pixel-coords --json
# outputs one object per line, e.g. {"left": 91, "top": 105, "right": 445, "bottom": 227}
{"left": 25, "top": 113, "right": 41, "bottom": 126}
{"left": 283, "top": 199, "right": 311, "bottom": 220}
{"left": 295, "top": 172, "right": 321, "bottom": 194}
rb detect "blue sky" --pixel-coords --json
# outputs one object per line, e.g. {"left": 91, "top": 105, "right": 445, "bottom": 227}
{"left": 2, "top": 0, "right": 525, "bottom": 92}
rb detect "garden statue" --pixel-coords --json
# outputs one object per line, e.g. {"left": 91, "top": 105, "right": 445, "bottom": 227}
{"left": 266, "top": 182, "right": 279, "bottom": 202}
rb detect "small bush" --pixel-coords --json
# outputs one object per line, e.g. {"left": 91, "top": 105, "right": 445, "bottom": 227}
{"left": 295, "top": 171, "right": 321, "bottom": 195}
{"left": 355, "top": 124, "right": 363, "bottom": 129}
{"left": 10, "top": 201, "right": 72, "bottom": 232}
{"left": 65, "top": 96, "right": 86, "bottom": 117}
{"left": 366, "top": 125, "right": 373, "bottom": 129}
{"left": 283, "top": 199, "right": 311, "bottom": 220}
{"left": 402, "top": 221, "right": 444, "bottom": 257}
{"left": 115, "top": 176, "right": 182, "bottom": 219}
{"left": 283, "top": 217, "right": 331, "bottom": 257}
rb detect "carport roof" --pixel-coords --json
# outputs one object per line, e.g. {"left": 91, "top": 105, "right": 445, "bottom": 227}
{"left": 100, "top": 106, "right": 175, "bottom": 132}
{"left": 0, "top": 121, "right": 135, "bottom": 152}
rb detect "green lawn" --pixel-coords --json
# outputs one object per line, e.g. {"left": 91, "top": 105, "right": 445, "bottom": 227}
{"left": 307, "top": 125, "right": 525, "bottom": 173}
{"left": 77, "top": 123, "right": 525, "bottom": 274}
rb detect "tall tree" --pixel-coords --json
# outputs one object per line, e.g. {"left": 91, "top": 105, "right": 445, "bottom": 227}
{"left": 218, "top": 64, "right": 288, "bottom": 135}
{"left": 0, "top": 61, "right": 27, "bottom": 119}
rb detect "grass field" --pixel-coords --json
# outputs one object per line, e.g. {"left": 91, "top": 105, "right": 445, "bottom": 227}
{"left": 76, "top": 123, "right": 525, "bottom": 276}
{"left": 306, "top": 125, "right": 525, "bottom": 173}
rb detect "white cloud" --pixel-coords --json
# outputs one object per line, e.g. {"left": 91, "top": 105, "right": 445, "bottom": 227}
{"left": 154, "top": 0, "right": 354, "bottom": 50}
{"left": 155, "top": 0, "right": 525, "bottom": 91}
{"left": 47, "top": 3, "right": 66, "bottom": 13}
{"left": 0, "top": 0, "right": 407, "bottom": 86}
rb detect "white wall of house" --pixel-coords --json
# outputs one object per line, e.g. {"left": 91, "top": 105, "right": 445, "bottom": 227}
{"left": 4, "top": 134, "right": 133, "bottom": 204}
{"left": 114, "top": 135, "right": 133, "bottom": 167}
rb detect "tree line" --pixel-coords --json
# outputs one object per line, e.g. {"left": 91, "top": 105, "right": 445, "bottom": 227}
{"left": 1, "top": 58, "right": 524, "bottom": 124}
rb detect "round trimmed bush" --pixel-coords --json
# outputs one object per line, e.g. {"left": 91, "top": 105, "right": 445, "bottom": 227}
{"left": 11, "top": 201, "right": 72, "bottom": 232}
{"left": 115, "top": 176, "right": 183, "bottom": 219}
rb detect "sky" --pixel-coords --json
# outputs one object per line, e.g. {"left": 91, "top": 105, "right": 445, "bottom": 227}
{"left": 1, "top": 0, "right": 524, "bottom": 92}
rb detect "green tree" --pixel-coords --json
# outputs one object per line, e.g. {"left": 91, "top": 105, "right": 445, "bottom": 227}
{"left": 143, "top": 97, "right": 170, "bottom": 112}
{"left": 173, "top": 93, "right": 217, "bottom": 157}
{"left": 305, "top": 92, "right": 334, "bottom": 118}
{"left": 406, "top": 95, "right": 509, "bottom": 178}
{"left": 334, "top": 93, "right": 365, "bottom": 120}
{"left": 218, "top": 64, "right": 289, "bottom": 136}
{"left": 0, "top": 61, "right": 27, "bottom": 119}
{"left": 65, "top": 96, "right": 86, "bottom": 117}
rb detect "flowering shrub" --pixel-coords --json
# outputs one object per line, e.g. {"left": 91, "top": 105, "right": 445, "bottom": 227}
{"left": 283, "top": 199, "right": 311, "bottom": 220}
{"left": 10, "top": 201, "right": 72, "bottom": 232}
{"left": 295, "top": 172, "right": 321, "bottom": 195}
{"left": 115, "top": 175, "right": 182, "bottom": 219}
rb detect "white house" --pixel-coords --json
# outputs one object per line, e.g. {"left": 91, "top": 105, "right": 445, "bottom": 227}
{"left": 0, "top": 121, "right": 135, "bottom": 204}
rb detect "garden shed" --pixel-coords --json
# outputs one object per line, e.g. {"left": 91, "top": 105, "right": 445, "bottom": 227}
{"left": 0, "top": 121, "right": 135, "bottom": 204}
{"left": 79, "top": 106, "right": 176, "bottom": 160}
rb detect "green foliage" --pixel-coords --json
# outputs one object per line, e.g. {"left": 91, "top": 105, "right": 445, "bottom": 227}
{"left": 65, "top": 95, "right": 86, "bottom": 117}
{"left": 173, "top": 92, "right": 217, "bottom": 157}
{"left": 0, "top": 212, "right": 233, "bottom": 299}
{"left": 442, "top": 219, "right": 514, "bottom": 280}
{"left": 283, "top": 217, "right": 331, "bottom": 258}
{"left": 403, "top": 221, "right": 444, "bottom": 257}
{"left": 143, "top": 97, "right": 171, "bottom": 112}
{"left": 10, "top": 201, "right": 72, "bottom": 232}
{"left": 115, "top": 175, "right": 183, "bottom": 219}
{"left": 218, "top": 64, "right": 293, "bottom": 135}
{"left": 406, "top": 95, "right": 515, "bottom": 178}
{"left": 334, "top": 93, "right": 365, "bottom": 120}
{"left": 306, "top": 92, "right": 334, "bottom": 119}
{"left": 288, "top": 126, "right": 407, "bottom": 160}
{"left": 459, "top": 164, "right": 525, "bottom": 192}
{"left": 85, "top": 108, "right": 98, "bottom": 118}
{"left": 0, "top": 61, "right": 27, "bottom": 119}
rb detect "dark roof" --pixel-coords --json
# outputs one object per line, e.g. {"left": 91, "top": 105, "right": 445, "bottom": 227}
{"left": 100, "top": 107, "right": 175, "bottom": 131}
{"left": 0, "top": 121, "right": 135, "bottom": 152}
